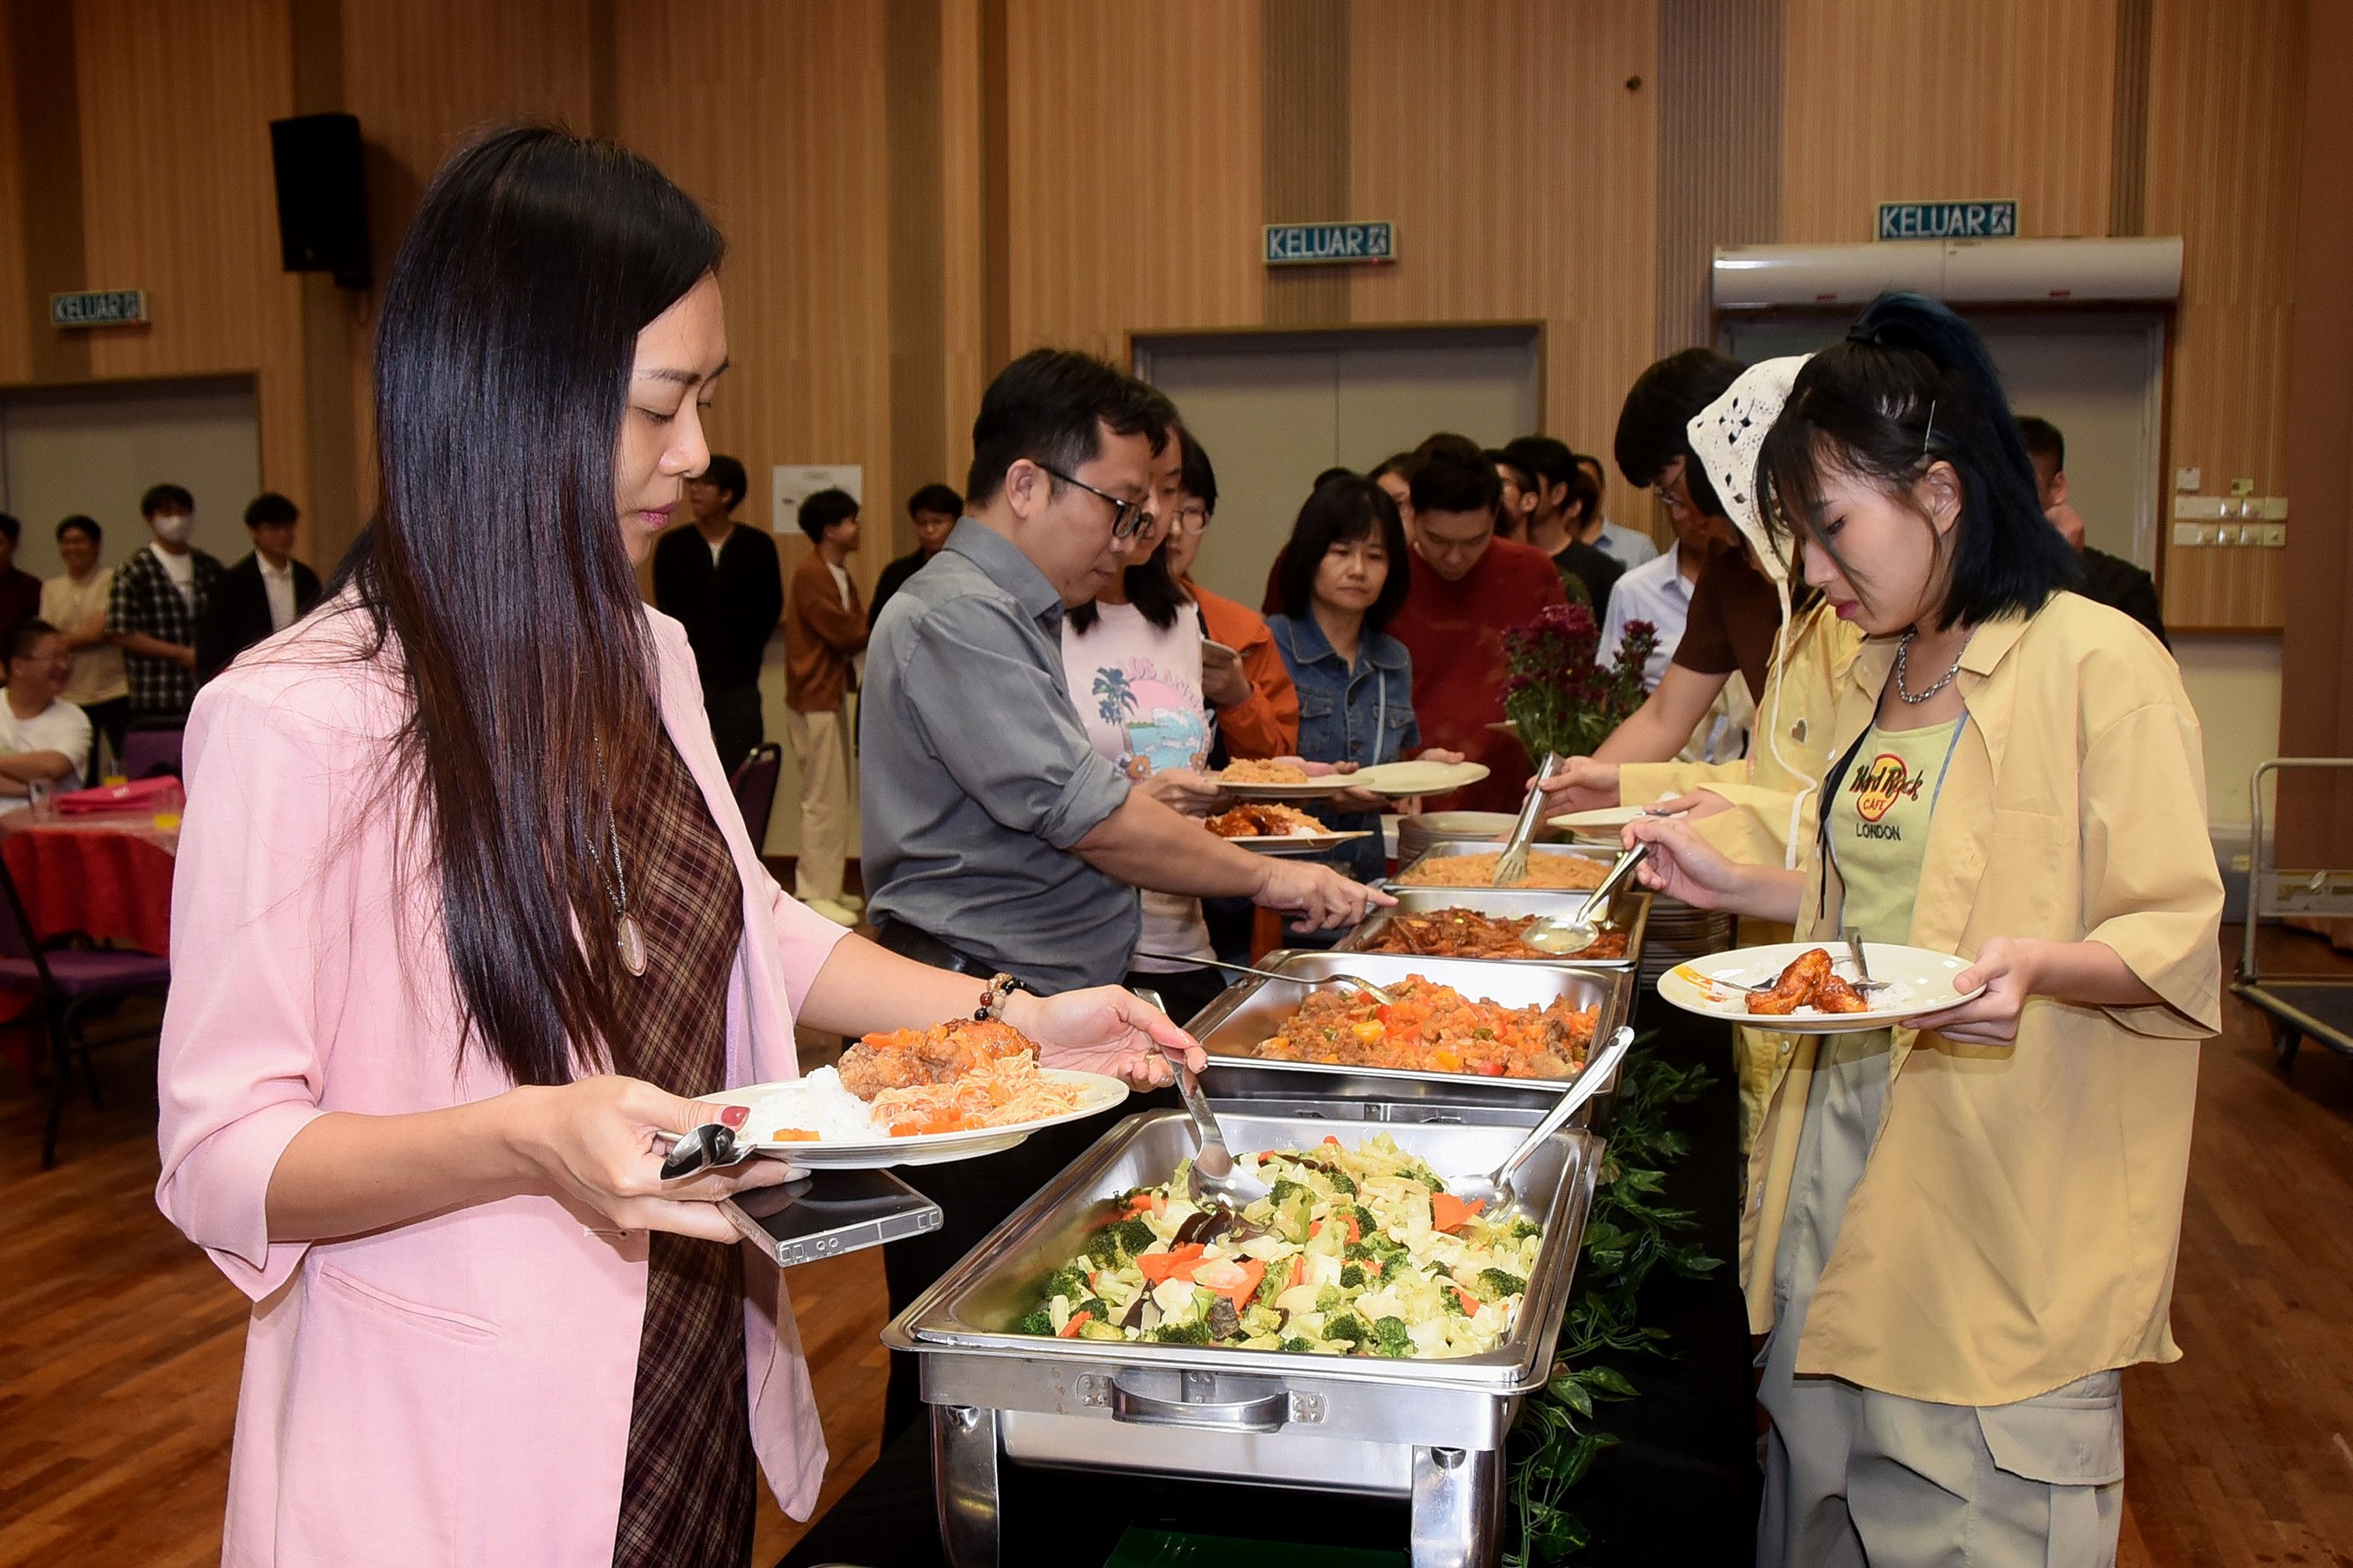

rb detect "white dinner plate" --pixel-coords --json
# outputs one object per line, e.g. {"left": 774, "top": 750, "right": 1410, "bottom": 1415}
{"left": 1216, "top": 829, "right": 1374, "bottom": 857}
{"left": 1547, "top": 805, "right": 1646, "bottom": 837}
{"left": 1210, "top": 772, "right": 1355, "bottom": 800}
{"left": 703, "top": 1068, "right": 1130, "bottom": 1168}
{"left": 1653, "top": 941, "right": 1983, "bottom": 1033}
{"left": 1347, "top": 759, "right": 1491, "bottom": 798}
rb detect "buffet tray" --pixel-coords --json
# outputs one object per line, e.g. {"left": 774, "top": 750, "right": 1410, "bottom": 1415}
{"left": 1339, "top": 888, "right": 1651, "bottom": 972}
{"left": 885, "top": 1106, "right": 1598, "bottom": 1434}
{"left": 1388, "top": 839, "right": 1619, "bottom": 894}
{"left": 1192, "top": 950, "right": 1633, "bottom": 1114}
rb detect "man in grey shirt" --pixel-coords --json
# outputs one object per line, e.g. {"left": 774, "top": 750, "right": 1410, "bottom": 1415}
{"left": 861, "top": 348, "right": 1380, "bottom": 994}
{"left": 862, "top": 350, "right": 1386, "bottom": 1442}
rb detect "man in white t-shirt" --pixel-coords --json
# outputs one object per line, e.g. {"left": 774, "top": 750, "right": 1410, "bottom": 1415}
{"left": 0, "top": 620, "right": 93, "bottom": 803}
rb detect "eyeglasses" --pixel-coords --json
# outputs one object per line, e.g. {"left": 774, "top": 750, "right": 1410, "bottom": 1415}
{"left": 1170, "top": 503, "right": 1210, "bottom": 532}
{"left": 1040, "top": 464, "right": 1152, "bottom": 540}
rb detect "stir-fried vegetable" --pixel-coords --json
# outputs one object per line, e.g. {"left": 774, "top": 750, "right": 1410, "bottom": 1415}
{"left": 1010, "top": 1133, "right": 1544, "bottom": 1359}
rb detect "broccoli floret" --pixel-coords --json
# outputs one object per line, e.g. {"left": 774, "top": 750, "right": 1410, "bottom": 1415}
{"left": 1269, "top": 1177, "right": 1312, "bottom": 1207}
{"left": 1418, "top": 1170, "right": 1447, "bottom": 1192}
{"left": 1340, "top": 1263, "right": 1367, "bottom": 1289}
{"left": 1316, "top": 1285, "right": 1349, "bottom": 1314}
{"left": 1253, "top": 1265, "right": 1289, "bottom": 1309}
{"left": 1113, "top": 1215, "right": 1156, "bottom": 1255}
{"left": 1067, "top": 1297, "right": 1107, "bottom": 1325}
{"left": 1045, "top": 1265, "right": 1091, "bottom": 1303}
{"left": 1343, "top": 1239, "right": 1376, "bottom": 1262}
{"left": 1478, "top": 1268, "right": 1528, "bottom": 1300}
{"left": 1153, "top": 1318, "right": 1214, "bottom": 1345}
{"left": 1281, "top": 1336, "right": 1315, "bottom": 1354}
{"left": 1371, "top": 1316, "right": 1413, "bottom": 1356}
{"left": 1324, "top": 1170, "right": 1358, "bottom": 1196}
{"left": 1353, "top": 1204, "right": 1378, "bottom": 1238}
{"left": 1507, "top": 1217, "right": 1542, "bottom": 1241}
{"left": 1323, "top": 1313, "right": 1368, "bottom": 1346}
{"left": 1018, "top": 1309, "right": 1054, "bottom": 1336}
{"left": 1083, "top": 1229, "right": 1126, "bottom": 1268}
{"left": 1441, "top": 1285, "right": 1472, "bottom": 1316}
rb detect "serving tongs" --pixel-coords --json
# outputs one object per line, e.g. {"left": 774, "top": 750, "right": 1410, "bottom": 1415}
{"left": 1134, "top": 950, "right": 1396, "bottom": 1007}
{"left": 1131, "top": 983, "right": 1272, "bottom": 1210}
{"left": 1445, "top": 1027, "right": 1631, "bottom": 1213}
{"left": 1492, "top": 751, "right": 1565, "bottom": 885}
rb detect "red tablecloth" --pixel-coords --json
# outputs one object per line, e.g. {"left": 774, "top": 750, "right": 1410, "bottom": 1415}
{"left": 0, "top": 813, "right": 176, "bottom": 1075}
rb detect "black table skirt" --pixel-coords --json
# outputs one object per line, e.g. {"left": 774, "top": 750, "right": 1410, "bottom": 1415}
{"left": 780, "top": 1008, "right": 1759, "bottom": 1568}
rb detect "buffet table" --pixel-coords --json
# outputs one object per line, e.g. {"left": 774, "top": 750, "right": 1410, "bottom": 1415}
{"left": 779, "top": 999, "right": 1758, "bottom": 1568}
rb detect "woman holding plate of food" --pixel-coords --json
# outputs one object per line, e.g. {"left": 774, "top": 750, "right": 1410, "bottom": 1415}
{"left": 1627, "top": 294, "right": 2221, "bottom": 1566}
{"left": 153, "top": 128, "right": 1199, "bottom": 1568}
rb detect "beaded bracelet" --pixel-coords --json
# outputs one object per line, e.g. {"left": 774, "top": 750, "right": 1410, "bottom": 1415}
{"left": 975, "top": 972, "right": 1028, "bottom": 1022}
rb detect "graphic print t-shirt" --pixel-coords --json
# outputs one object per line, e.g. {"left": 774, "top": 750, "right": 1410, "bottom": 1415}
{"left": 1827, "top": 716, "right": 1964, "bottom": 945}
{"left": 1061, "top": 602, "right": 1214, "bottom": 967}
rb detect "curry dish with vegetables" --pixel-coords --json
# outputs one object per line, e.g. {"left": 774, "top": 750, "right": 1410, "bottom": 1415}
{"left": 1246, "top": 975, "right": 1597, "bottom": 1080}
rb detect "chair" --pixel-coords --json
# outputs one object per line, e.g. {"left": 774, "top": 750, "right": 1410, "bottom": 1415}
{"left": 0, "top": 856, "right": 172, "bottom": 1168}
{"left": 120, "top": 725, "right": 183, "bottom": 780}
{"left": 730, "top": 742, "right": 783, "bottom": 851}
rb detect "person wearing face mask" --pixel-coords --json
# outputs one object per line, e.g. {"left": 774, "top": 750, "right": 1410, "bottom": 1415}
{"left": 1627, "top": 294, "right": 2220, "bottom": 1568}
{"left": 41, "top": 515, "right": 128, "bottom": 775}
{"left": 106, "top": 482, "right": 223, "bottom": 726}
{"left": 153, "top": 128, "right": 1205, "bottom": 1566}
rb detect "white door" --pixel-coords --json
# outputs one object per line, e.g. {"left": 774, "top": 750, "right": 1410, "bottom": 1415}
{"left": 1, "top": 376, "right": 262, "bottom": 581}
{"left": 1136, "top": 328, "right": 1542, "bottom": 607}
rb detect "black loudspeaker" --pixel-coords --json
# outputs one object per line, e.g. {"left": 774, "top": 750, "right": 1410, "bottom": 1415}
{"left": 268, "top": 113, "right": 370, "bottom": 288}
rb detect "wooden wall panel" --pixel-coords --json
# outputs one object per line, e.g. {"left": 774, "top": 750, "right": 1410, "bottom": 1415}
{"left": 613, "top": 0, "right": 896, "bottom": 599}
{"left": 1348, "top": 0, "right": 1658, "bottom": 462}
{"left": 938, "top": 0, "right": 987, "bottom": 494}
{"left": 1003, "top": 0, "right": 1263, "bottom": 359}
{"left": 74, "top": 0, "right": 308, "bottom": 512}
{"left": 1780, "top": 0, "right": 2117, "bottom": 244}
{"left": 0, "top": 12, "right": 32, "bottom": 386}
{"left": 1657, "top": 0, "right": 1781, "bottom": 355}
{"left": 2145, "top": 0, "right": 2303, "bottom": 630}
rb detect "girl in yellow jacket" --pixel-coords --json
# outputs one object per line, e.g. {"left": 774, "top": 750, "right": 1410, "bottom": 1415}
{"left": 1628, "top": 293, "right": 2222, "bottom": 1568}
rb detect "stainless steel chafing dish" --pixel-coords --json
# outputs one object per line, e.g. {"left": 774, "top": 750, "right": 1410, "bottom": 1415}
{"left": 1339, "top": 888, "right": 1652, "bottom": 972}
{"left": 1390, "top": 839, "right": 1619, "bottom": 892}
{"left": 884, "top": 1107, "right": 1601, "bottom": 1568}
{"left": 1191, "top": 950, "right": 1634, "bottom": 1115}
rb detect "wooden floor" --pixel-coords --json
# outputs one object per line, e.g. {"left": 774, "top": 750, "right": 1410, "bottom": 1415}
{"left": 6, "top": 928, "right": 2353, "bottom": 1565}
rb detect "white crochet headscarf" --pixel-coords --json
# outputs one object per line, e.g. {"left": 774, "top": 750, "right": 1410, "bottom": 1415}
{"left": 1684, "top": 353, "right": 1817, "bottom": 865}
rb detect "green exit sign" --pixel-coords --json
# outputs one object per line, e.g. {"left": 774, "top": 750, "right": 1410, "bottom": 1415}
{"left": 50, "top": 289, "right": 147, "bottom": 328}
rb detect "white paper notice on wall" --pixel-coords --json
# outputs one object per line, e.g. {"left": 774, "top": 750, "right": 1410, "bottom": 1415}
{"left": 772, "top": 465, "right": 863, "bottom": 537}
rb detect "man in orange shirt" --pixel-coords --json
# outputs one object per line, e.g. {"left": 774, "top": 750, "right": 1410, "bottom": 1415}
{"left": 784, "top": 487, "right": 869, "bottom": 925}
{"left": 1161, "top": 433, "right": 1297, "bottom": 759}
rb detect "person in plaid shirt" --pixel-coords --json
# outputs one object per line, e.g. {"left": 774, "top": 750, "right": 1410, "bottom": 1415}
{"left": 107, "top": 483, "right": 224, "bottom": 722}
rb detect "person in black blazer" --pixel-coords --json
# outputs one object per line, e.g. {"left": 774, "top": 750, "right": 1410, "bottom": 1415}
{"left": 197, "top": 493, "right": 322, "bottom": 686}
{"left": 652, "top": 454, "right": 784, "bottom": 773}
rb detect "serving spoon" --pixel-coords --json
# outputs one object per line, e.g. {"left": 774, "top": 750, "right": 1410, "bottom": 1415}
{"left": 1519, "top": 842, "right": 1649, "bottom": 957}
{"left": 1133, "top": 950, "right": 1396, "bottom": 1007}
{"left": 1444, "top": 1027, "right": 1633, "bottom": 1213}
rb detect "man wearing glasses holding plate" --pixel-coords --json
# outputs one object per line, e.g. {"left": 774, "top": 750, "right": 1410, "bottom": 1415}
{"left": 860, "top": 347, "right": 1387, "bottom": 1440}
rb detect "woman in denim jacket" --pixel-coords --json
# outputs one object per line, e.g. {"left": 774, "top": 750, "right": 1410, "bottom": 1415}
{"left": 1268, "top": 474, "right": 1433, "bottom": 886}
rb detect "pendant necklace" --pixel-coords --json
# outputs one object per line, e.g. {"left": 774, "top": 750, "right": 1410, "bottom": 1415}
{"left": 589, "top": 757, "right": 648, "bottom": 977}
{"left": 1893, "top": 627, "right": 1970, "bottom": 705}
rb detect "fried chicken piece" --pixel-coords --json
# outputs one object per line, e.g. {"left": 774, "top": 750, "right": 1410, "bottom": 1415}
{"left": 836, "top": 1032, "right": 936, "bottom": 1098}
{"left": 1748, "top": 948, "right": 1832, "bottom": 1015}
{"left": 1812, "top": 974, "right": 1869, "bottom": 1013}
{"left": 838, "top": 1019, "right": 1032, "bottom": 1101}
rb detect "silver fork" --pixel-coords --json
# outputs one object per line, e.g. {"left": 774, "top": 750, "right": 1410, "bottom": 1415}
{"left": 1842, "top": 928, "right": 1890, "bottom": 993}
{"left": 1493, "top": 751, "right": 1564, "bottom": 886}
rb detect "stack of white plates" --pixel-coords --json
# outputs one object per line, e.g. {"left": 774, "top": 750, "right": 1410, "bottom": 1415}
{"left": 1635, "top": 895, "right": 1736, "bottom": 995}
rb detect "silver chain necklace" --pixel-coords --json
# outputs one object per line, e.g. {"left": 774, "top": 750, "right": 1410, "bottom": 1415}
{"left": 587, "top": 754, "right": 648, "bottom": 977}
{"left": 1893, "top": 627, "right": 1970, "bottom": 705}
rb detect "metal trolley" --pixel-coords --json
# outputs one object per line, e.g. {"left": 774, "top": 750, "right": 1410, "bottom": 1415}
{"left": 2233, "top": 758, "right": 2353, "bottom": 1064}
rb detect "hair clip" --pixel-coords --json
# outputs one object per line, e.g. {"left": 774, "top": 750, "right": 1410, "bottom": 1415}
{"left": 1921, "top": 400, "right": 1938, "bottom": 456}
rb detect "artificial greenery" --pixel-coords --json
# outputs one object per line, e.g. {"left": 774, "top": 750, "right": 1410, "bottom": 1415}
{"left": 1505, "top": 1042, "right": 1722, "bottom": 1564}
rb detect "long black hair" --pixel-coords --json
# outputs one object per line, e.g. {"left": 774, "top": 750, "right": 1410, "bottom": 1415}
{"left": 343, "top": 125, "right": 725, "bottom": 1087}
{"left": 1069, "top": 424, "right": 1191, "bottom": 634}
{"left": 1758, "top": 292, "right": 2076, "bottom": 630}
{"left": 1278, "top": 474, "right": 1411, "bottom": 633}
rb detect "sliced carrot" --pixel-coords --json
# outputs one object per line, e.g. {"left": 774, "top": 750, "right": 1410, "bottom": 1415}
{"left": 1288, "top": 1254, "right": 1307, "bottom": 1290}
{"left": 1136, "top": 1243, "right": 1207, "bottom": 1285}
{"left": 1455, "top": 1287, "right": 1479, "bottom": 1316}
{"left": 1058, "top": 1309, "right": 1090, "bottom": 1337}
{"left": 1309, "top": 1219, "right": 1322, "bottom": 1239}
{"left": 1430, "top": 1193, "right": 1486, "bottom": 1232}
{"left": 1322, "top": 1135, "right": 1342, "bottom": 1147}
{"left": 1342, "top": 1212, "right": 1362, "bottom": 1246}
{"left": 1127, "top": 1192, "right": 1161, "bottom": 1214}
{"left": 1208, "top": 1258, "right": 1266, "bottom": 1312}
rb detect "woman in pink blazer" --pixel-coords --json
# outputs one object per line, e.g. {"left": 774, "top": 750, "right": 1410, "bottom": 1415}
{"left": 155, "top": 128, "right": 1196, "bottom": 1566}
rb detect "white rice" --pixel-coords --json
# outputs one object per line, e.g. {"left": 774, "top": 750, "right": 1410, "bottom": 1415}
{"left": 742, "top": 1067, "right": 883, "bottom": 1144}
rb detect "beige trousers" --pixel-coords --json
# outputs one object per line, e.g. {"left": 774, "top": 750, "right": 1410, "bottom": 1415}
{"left": 785, "top": 703, "right": 850, "bottom": 904}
